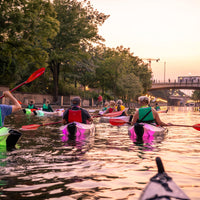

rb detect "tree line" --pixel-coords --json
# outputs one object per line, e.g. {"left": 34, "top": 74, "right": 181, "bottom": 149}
{"left": 0, "top": 0, "right": 152, "bottom": 103}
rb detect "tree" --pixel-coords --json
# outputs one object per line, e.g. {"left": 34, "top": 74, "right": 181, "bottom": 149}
{"left": 48, "top": 0, "right": 109, "bottom": 101}
{"left": 0, "top": 0, "right": 59, "bottom": 87}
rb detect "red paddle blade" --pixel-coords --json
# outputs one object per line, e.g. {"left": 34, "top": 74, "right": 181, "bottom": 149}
{"left": 21, "top": 124, "right": 41, "bottom": 131}
{"left": 25, "top": 67, "right": 45, "bottom": 83}
{"left": 109, "top": 119, "right": 127, "bottom": 126}
{"left": 18, "top": 100, "right": 22, "bottom": 105}
{"left": 193, "top": 124, "right": 200, "bottom": 131}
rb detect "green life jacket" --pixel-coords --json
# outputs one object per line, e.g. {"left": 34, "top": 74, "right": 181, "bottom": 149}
{"left": 138, "top": 107, "right": 155, "bottom": 123}
{"left": 28, "top": 104, "right": 34, "bottom": 109}
{"left": 0, "top": 108, "right": 10, "bottom": 147}
{"left": 25, "top": 109, "right": 32, "bottom": 114}
{"left": 43, "top": 104, "right": 48, "bottom": 110}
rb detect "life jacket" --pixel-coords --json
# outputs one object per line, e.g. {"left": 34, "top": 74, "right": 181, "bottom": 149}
{"left": 28, "top": 104, "right": 34, "bottom": 109}
{"left": 43, "top": 104, "right": 48, "bottom": 110}
{"left": 116, "top": 105, "right": 125, "bottom": 111}
{"left": 138, "top": 107, "right": 155, "bottom": 123}
{"left": 68, "top": 108, "right": 83, "bottom": 123}
{"left": 108, "top": 107, "right": 114, "bottom": 113}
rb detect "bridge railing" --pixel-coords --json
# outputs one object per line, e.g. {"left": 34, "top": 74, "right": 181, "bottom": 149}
{"left": 150, "top": 82, "right": 200, "bottom": 90}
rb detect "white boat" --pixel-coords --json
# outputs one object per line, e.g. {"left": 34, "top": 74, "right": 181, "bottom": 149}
{"left": 99, "top": 115, "right": 131, "bottom": 123}
{"left": 23, "top": 108, "right": 64, "bottom": 117}
{"left": 128, "top": 123, "right": 167, "bottom": 144}
{"left": 60, "top": 122, "right": 95, "bottom": 141}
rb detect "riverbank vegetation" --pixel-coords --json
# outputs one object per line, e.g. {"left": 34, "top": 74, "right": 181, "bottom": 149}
{"left": 0, "top": 0, "right": 152, "bottom": 103}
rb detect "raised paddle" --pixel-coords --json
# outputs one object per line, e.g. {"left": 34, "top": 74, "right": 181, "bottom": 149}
{"left": 21, "top": 121, "right": 62, "bottom": 131}
{"left": 109, "top": 119, "right": 200, "bottom": 131}
{"left": 0, "top": 67, "right": 45, "bottom": 99}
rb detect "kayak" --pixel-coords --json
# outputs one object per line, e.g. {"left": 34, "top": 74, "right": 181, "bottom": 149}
{"left": 35, "top": 110, "right": 64, "bottom": 117}
{"left": 99, "top": 115, "right": 131, "bottom": 123}
{"left": 0, "top": 129, "right": 22, "bottom": 151}
{"left": 60, "top": 122, "right": 95, "bottom": 142}
{"left": 128, "top": 123, "right": 167, "bottom": 144}
{"left": 23, "top": 108, "right": 64, "bottom": 117}
{"left": 139, "top": 157, "right": 190, "bottom": 200}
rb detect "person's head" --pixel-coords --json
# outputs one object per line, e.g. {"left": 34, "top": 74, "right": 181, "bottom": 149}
{"left": 109, "top": 100, "right": 115, "bottom": 107}
{"left": 46, "top": 100, "right": 50, "bottom": 104}
{"left": 138, "top": 96, "right": 150, "bottom": 105}
{"left": 71, "top": 97, "right": 81, "bottom": 106}
{"left": 30, "top": 100, "right": 34, "bottom": 104}
{"left": 117, "top": 99, "right": 123, "bottom": 105}
{"left": 104, "top": 102, "right": 109, "bottom": 107}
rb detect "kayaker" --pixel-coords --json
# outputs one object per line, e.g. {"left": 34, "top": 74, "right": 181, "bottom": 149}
{"left": 115, "top": 99, "right": 128, "bottom": 116}
{"left": 99, "top": 101, "right": 109, "bottom": 115}
{"left": 102, "top": 102, "right": 109, "bottom": 112}
{"left": 104, "top": 100, "right": 116, "bottom": 114}
{"left": 96, "top": 95, "right": 103, "bottom": 108}
{"left": 42, "top": 100, "right": 53, "bottom": 112}
{"left": 131, "top": 96, "right": 172, "bottom": 126}
{"left": 0, "top": 91, "right": 22, "bottom": 151}
{"left": 154, "top": 102, "right": 160, "bottom": 111}
{"left": 27, "top": 100, "right": 37, "bottom": 110}
{"left": 62, "top": 97, "right": 93, "bottom": 124}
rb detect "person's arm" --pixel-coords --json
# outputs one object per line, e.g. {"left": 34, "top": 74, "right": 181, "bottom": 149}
{"left": 62, "top": 110, "right": 68, "bottom": 125}
{"left": 84, "top": 109, "right": 93, "bottom": 122}
{"left": 48, "top": 105, "right": 53, "bottom": 112}
{"left": 152, "top": 109, "right": 170, "bottom": 126}
{"left": 3, "top": 91, "right": 21, "bottom": 113}
{"left": 131, "top": 111, "right": 139, "bottom": 125}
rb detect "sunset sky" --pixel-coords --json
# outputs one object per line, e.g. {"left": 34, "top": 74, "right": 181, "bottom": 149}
{"left": 90, "top": 0, "right": 200, "bottom": 82}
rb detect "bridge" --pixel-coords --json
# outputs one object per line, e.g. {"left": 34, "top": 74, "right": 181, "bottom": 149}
{"left": 149, "top": 82, "right": 200, "bottom": 91}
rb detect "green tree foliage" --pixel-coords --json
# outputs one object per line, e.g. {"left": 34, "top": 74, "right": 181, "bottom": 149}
{"left": 94, "top": 45, "right": 151, "bottom": 101}
{"left": 48, "top": 0, "right": 109, "bottom": 101}
{"left": 0, "top": 0, "right": 59, "bottom": 86}
{"left": 191, "top": 90, "right": 200, "bottom": 101}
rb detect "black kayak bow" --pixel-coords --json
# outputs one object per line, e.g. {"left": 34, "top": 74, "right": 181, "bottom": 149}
{"left": 139, "top": 157, "right": 190, "bottom": 200}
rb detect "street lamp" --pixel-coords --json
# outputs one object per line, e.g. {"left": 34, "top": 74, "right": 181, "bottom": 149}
{"left": 164, "top": 61, "right": 166, "bottom": 83}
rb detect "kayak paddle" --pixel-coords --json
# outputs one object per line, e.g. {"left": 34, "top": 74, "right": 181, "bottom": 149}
{"left": 109, "top": 118, "right": 130, "bottom": 126}
{"left": 0, "top": 67, "right": 45, "bottom": 99}
{"left": 21, "top": 121, "right": 62, "bottom": 131}
{"left": 109, "top": 119, "right": 200, "bottom": 131}
{"left": 169, "top": 124, "right": 200, "bottom": 131}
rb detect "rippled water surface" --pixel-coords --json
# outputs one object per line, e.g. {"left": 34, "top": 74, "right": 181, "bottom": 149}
{"left": 0, "top": 107, "right": 200, "bottom": 199}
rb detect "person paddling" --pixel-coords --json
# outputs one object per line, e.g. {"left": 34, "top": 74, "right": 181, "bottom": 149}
{"left": 62, "top": 97, "right": 93, "bottom": 125}
{"left": 0, "top": 91, "right": 22, "bottom": 151}
{"left": 42, "top": 100, "right": 53, "bottom": 112}
{"left": 131, "top": 96, "right": 171, "bottom": 126}
{"left": 104, "top": 100, "right": 116, "bottom": 114}
{"left": 27, "top": 100, "right": 37, "bottom": 110}
{"left": 115, "top": 99, "right": 128, "bottom": 116}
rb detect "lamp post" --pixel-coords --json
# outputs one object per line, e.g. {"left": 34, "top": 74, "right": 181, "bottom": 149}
{"left": 164, "top": 61, "right": 166, "bottom": 83}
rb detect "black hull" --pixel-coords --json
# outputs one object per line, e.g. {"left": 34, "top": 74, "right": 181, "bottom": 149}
{"left": 139, "top": 157, "right": 190, "bottom": 200}
{"left": 6, "top": 130, "right": 22, "bottom": 151}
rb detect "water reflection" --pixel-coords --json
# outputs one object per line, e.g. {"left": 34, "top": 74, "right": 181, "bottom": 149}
{"left": 0, "top": 108, "right": 199, "bottom": 199}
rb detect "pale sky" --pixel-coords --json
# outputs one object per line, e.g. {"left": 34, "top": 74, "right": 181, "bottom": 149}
{"left": 90, "top": 0, "right": 200, "bottom": 82}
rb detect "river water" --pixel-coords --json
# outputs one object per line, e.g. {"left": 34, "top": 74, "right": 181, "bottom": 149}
{"left": 0, "top": 107, "right": 200, "bottom": 199}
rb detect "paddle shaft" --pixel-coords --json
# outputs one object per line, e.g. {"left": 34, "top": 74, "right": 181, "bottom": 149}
{"left": 40, "top": 121, "right": 62, "bottom": 127}
{"left": 0, "top": 67, "right": 45, "bottom": 99}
